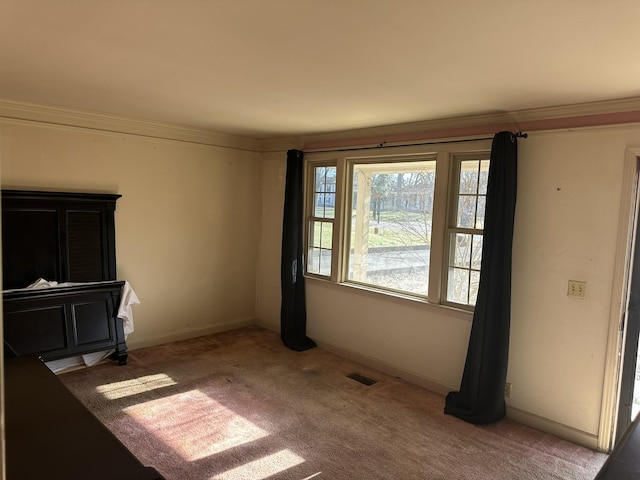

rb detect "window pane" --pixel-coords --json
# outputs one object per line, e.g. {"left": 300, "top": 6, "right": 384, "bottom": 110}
{"left": 313, "top": 166, "right": 336, "bottom": 220}
{"left": 451, "top": 233, "right": 471, "bottom": 268}
{"left": 475, "top": 196, "right": 486, "bottom": 229}
{"left": 457, "top": 195, "right": 476, "bottom": 228}
{"left": 447, "top": 232, "right": 482, "bottom": 306}
{"left": 315, "top": 167, "right": 326, "bottom": 191}
{"left": 307, "top": 247, "right": 320, "bottom": 274}
{"left": 314, "top": 193, "right": 326, "bottom": 217}
{"left": 469, "top": 270, "right": 480, "bottom": 305}
{"left": 318, "top": 249, "right": 332, "bottom": 276}
{"left": 447, "top": 267, "right": 469, "bottom": 304}
{"left": 307, "top": 220, "right": 332, "bottom": 277}
{"left": 323, "top": 193, "right": 335, "bottom": 219}
{"left": 310, "top": 221, "right": 333, "bottom": 251}
{"left": 459, "top": 161, "right": 479, "bottom": 194}
{"left": 320, "top": 222, "right": 333, "bottom": 250}
{"left": 479, "top": 160, "right": 490, "bottom": 194}
{"left": 325, "top": 169, "right": 336, "bottom": 189}
{"left": 471, "top": 234, "right": 483, "bottom": 270}
{"left": 309, "top": 221, "right": 321, "bottom": 248}
{"left": 347, "top": 161, "right": 435, "bottom": 297}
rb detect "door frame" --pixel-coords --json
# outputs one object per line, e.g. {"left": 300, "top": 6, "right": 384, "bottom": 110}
{"left": 598, "top": 146, "right": 640, "bottom": 451}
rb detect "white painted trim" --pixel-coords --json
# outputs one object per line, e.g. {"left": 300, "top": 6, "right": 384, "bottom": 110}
{"left": 0, "top": 99, "right": 262, "bottom": 151}
{"left": 253, "top": 318, "right": 280, "bottom": 333}
{"left": 598, "top": 147, "right": 640, "bottom": 451}
{"left": 261, "top": 96, "right": 640, "bottom": 152}
{"left": 513, "top": 96, "right": 640, "bottom": 121}
{"left": 506, "top": 407, "right": 599, "bottom": 450}
{"left": 313, "top": 339, "right": 454, "bottom": 396}
{"left": 428, "top": 151, "right": 450, "bottom": 304}
{"left": 126, "top": 318, "right": 254, "bottom": 350}
{"left": 5, "top": 96, "right": 640, "bottom": 154}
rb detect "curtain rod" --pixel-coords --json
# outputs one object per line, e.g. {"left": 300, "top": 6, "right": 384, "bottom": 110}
{"left": 303, "top": 131, "right": 528, "bottom": 154}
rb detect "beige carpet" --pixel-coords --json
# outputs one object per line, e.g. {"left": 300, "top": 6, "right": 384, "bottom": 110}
{"left": 60, "top": 326, "right": 607, "bottom": 479}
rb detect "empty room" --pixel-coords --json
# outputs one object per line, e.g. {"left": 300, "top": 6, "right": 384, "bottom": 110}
{"left": 1, "top": 1, "right": 640, "bottom": 479}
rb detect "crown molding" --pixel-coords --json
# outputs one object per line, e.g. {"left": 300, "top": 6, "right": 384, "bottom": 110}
{"left": 260, "top": 96, "right": 640, "bottom": 152}
{"left": 0, "top": 99, "right": 263, "bottom": 152}
{"left": 4, "top": 96, "right": 640, "bottom": 154}
{"left": 257, "top": 136, "right": 306, "bottom": 153}
{"left": 509, "top": 96, "right": 640, "bottom": 122}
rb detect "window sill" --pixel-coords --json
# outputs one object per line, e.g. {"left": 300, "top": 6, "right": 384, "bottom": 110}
{"left": 304, "top": 274, "right": 474, "bottom": 320}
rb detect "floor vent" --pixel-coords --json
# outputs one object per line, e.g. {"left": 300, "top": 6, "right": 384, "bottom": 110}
{"left": 347, "top": 372, "right": 377, "bottom": 386}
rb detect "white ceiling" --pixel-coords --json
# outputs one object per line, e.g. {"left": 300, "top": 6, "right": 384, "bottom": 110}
{"left": 1, "top": 1, "right": 640, "bottom": 139}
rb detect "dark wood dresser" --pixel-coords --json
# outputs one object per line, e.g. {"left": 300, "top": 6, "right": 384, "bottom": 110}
{"left": 5, "top": 355, "right": 164, "bottom": 480}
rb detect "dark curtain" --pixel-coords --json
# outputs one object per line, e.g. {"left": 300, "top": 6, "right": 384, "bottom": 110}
{"left": 280, "top": 149, "right": 317, "bottom": 352}
{"left": 444, "top": 131, "right": 518, "bottom": 424}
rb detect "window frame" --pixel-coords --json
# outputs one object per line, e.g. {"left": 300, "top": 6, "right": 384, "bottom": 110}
{"left": 343, "top": 154, "right": 438, "bottom": 299}
{"left": 442, "top": 153, "right": 492, "bottom": 310}
{"left": 304, "top": 160, "right": 341, "bottom": 281}
{"left": 303, "top": 141, "right": 491, "bottom": 310}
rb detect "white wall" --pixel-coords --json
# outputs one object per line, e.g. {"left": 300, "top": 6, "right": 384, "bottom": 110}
{"left": 508, "top": 128, "right": 631, "bottom": 438}
{"left": 3, "top": 110, "right": 639, "bottom": 448}
{"left": 255, "top": 125, "right": 640, "bottom": 447}
{"left": 0, "top": 119, "right": 262, "bottom": 347}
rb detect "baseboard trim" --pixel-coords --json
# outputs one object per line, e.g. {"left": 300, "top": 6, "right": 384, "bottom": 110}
{"left": 304, "top": 335, "right": 601, "bottom": 450}
{"left": 127, "top": 319, "right": 254, "bottom": 350}
{"left": 312, "top": 339, "right": 455, "bottom": 396}
{"left": 253, "top": 319, "right": 280, "bottom": 333}
{"left": 252, "top": 322, "right": 454, "bottom": 395}
{"left": 506, "top": 407, "right": 599, "bottom": 450}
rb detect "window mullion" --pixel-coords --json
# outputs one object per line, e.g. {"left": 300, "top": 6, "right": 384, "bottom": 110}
{"left": 449, "top": 227, "right": 480, "bottom": 235}
{"left": 303, "top": 161, "right": 313, "bottom": 275}
{"left": 332, "top": 157, "right": 347, "bottom": 283}
{"left": 428, "top": 151, "right": 450, "bottom": 304}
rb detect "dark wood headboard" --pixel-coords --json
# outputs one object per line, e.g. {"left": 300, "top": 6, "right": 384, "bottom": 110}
{"left": 2, "top": 190, "right": 121, "bottom": 289}
{"left": 2, "top": 190, "right": 129, "bottom": 364}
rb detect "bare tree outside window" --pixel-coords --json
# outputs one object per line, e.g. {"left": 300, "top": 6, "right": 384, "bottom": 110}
{"left": 348, "top": 160, "right": 436, "bottom": 297}
{"left": 304, "top": 144, "right": 491, "bottom": 308}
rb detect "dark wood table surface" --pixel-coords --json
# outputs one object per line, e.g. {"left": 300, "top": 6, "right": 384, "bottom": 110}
{"left": 5, "top": 355, "right": 162, "bottom": 480}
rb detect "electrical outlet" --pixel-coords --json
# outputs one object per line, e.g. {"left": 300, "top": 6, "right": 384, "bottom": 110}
{"left": 504, "top": 382, "right": 512, "bottom": 398}
{"left": 567, "top": 280, "right": 586, "bottom": 299}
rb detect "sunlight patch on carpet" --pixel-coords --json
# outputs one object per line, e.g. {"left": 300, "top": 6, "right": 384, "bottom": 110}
{"left": 124, "top": 389, "right": 269, "bottom": 461}
{"left": 212, "top": 449, "right": 305, "bottom": 480}
{"left": 96, "top": 373, "right": 177, "bottom": 400}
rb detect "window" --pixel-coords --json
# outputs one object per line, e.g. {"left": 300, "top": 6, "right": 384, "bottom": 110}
{"left": 304, "top": 142, "right": 490, "bottom": 309}
{"left": 445, "top": 157, "right": 490, "bottom": 307}
{"left": 306, "top": 165, "right": 336, "bottom": 276}
{"left": 347, "top": 158, "right": 436, "bottom": 297}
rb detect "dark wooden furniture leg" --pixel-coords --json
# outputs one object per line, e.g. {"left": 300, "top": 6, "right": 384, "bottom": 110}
{"left": 112, "top": 316, "right": 129, "bottom": 365}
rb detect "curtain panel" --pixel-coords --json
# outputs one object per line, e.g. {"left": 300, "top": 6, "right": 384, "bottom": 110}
{"left": 444, "top": 131, "right": 518, "bottom": 424}
{"left": 280, "top": 149, "right": 316, "bottom": 352}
